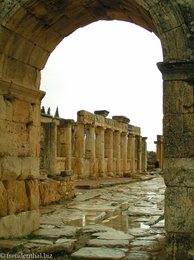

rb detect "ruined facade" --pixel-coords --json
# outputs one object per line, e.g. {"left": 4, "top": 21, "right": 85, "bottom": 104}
{"left": 0, "top": 1, "right": 194, "bottom": 258}
{"left": 40, "top": 109, "right": 147, "bottom": 180}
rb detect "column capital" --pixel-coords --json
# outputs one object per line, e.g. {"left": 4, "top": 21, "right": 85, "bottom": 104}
{"left": 157, "top": 61, "right": 194, "bottom": 82}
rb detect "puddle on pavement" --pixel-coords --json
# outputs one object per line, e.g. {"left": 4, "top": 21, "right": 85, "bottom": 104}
{"left": 67, "top": 211, "right": 150, "bottom": 233}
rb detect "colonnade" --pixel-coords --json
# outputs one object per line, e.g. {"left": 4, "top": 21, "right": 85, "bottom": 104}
{"left": 40, "top": 110, "right": 147, "bottom": 179}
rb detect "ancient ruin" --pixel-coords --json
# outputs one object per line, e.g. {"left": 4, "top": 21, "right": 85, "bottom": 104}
{"left": 0, "top": 0, "right": 194, "bottom": 258}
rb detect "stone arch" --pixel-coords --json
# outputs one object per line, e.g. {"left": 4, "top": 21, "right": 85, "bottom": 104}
{"left": 0, "top": 1, "right": 194, "bottom": 258}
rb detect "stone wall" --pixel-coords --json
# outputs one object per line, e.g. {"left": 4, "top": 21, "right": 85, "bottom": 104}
{"left": 40, "top": 110, "right": 147, "bottom": 180}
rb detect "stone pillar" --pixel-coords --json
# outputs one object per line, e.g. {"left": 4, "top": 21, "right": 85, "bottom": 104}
{"left": 154, "top": 135, "right": 164, "bottom": 170}
{"left": 127, "top": 134, "right": 136, "bottom": 173}
{"left": 104, "top": 128, "right": 113, "bottom": 177}
{"left": 49, "top": 122, "right": 57, "bottom": 174}
{"left": 75, "top": 123, "right": 85, "bottom": 178}
{"left": 158, "top": 61, "right": 194, "bottom": 259}
{"left": 0, "top": 82, "right": 43, "bottom": 238}
{"left": 113, "top": 130, "right": 121, "bottom": 176}
{"left": 95, "top": 126, "right": 105, "bottom": 177}
{"left": 136, "top": 135, "right": 143, "bottom": 173}
{"left": 121, "top": 132, "right": 129, "bottom": 176}
{"left": 142, "top": 137, "right": 147, "bottom": 172}
{"left": 64, "top": 123, "right": 72, "bottom": 171}
{"left": 85, "top": 125, "right": 95, "bottom": 178}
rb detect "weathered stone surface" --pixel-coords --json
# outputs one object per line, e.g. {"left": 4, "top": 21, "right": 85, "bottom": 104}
{"left": 92, "top": 230, "right": 133, "bottom": 240}
{"left": 33, "top": 226, "right": 80, "bottom": 239}
{"left": 39, "top": 178, "right": 75, "bottom": 205}
{"left": 0, "top": 210, "right": 40, "bottom": 238}
{"left": 0, "top": 181, "right": 7, "bottom": 217}
{"left": 164, "top": 158, "right": 194, "bottom": 187}
{"left": 125, "top": 250, "right": 151, "bottom": 260}
{"left": 165, "top": 186, "right": 194, "bottom": 233}
{"left": 4, "top": 180, "right": 28, "bottom": 214}
{"left": 71, "top": 247, "right": 126, "bottom": 259}
{"left": 25, "top": 180, "right": 39, "bottom": 210}
{"left": 87, "top": 238, "right": 129, "bottom": 247}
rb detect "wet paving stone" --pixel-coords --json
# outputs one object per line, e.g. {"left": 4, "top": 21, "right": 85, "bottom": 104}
{"left": 71, "top": 247, "right": 126, "bottom": 259}
{"left": 0, "top": 174, "right": 166, "bottom": 259}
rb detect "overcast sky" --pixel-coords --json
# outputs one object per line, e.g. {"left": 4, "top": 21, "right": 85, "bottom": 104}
{"left": 40, "top": 20, "right": 163, "bottom": 151}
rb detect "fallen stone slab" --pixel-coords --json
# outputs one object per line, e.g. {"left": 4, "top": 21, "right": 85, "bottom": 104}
{"left": 87, "top": 238, "right": 129, "bottom": 247}
{"left": 82, "top": 224, "right": 115, "bottom": 234}
{"left": 125, "top": 250, "right": 151, "bottom": 260}
{"left": 32, "top": 226, "right": 80, "bottom": 239}
{"left": 92, "top": 230, "right": 133, "bottom": 240}
{"left": 71, "top": 247, "right": 126, "bottom": 259}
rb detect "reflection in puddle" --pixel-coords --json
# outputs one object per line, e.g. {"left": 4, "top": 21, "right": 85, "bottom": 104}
{"left": 68, "top": 211, "right": 150, "bottom": 233}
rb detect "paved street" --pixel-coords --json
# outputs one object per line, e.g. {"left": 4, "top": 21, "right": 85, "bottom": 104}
{"left": 0, "top": 173, "right": 166, "bottom": 259}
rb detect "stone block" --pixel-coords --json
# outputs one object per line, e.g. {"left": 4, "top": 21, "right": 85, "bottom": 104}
{"left": 164, "top": 133, "right": 194, "bottom": 158}
{"left": 164, "top": 158, "right": 194, "bottom": 187}
{"left": 0, "top": 210, "right": 40, "bottom": 238}
{"left": 165, "top": 186, "right": 194, "bottom": 233}
{"left": 1, "top": 156, "right": 22, "bottom": 180}
{"left": 25, "top": 180, "right": 40, "bottom": 210}
{"left": 0, "top": 182, "right": 7, "bottom": 217}
{"left": 4, "top": 180, "right": 28, "bottom": 214}
{"left": 19, "top": 157, "right": 40, "bottom": 179}
{"left": 163, "top": 81, "right": 193, "bottom": 114}
{"left": 183, "top": 114, "right": 194, "bottom": 133}
{"left": 0, "top": 95, "right": 6, "bottom": 120}
{"left": 163, "top": 114, "right": 183, "bottom": 135}
{"left": 12, "top": 99, "right": 30, "bottom": 123}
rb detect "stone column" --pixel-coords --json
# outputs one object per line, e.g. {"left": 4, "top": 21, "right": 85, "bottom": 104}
{"left": 157, "top": 61, "right": 194, "bottom": 259}
{"left": 154, "top": 135, "right": 164, "bottom": 170}
{"left": 85, "top": 125, "right": 95, "bottom": 178}
{"left": 127, "top": 134, "right": 136, "bottom": 173}
{"left": 48, "top": 122, "right": 57, "bottom": 174}
{"left": 142, "top": 137, "right": 147, "bottom": 172}
{"left": 136, "top": 135, "right": 142, "bottom": 173}
{"left": 64, "top": 123, "right": 72, "bottom": 171}
{"left": 75, "top": 123, "right": 85, "bottom": 178}
{"left": 104, "top": 128, "right": 113, "bottom": 177}
{"left": 121, "top": 132, "right": 129, "bottom": 176}
{"left": 95, "top": 126, "right": 105, "bottom": 177}
{"left": 113, "top": 130, "right": 121, "bottom": 176}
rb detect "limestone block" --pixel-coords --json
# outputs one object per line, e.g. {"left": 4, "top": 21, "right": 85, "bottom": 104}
{"left": 0, "top": 120, "right": 29, "bottom": 157}
{"left": 39, "top": 179, "right": 61, "bottom": 205}
{"left": 0, "top": 210, "right": 40, "bottom": 238}
{"left": 163, "top": 114, "right": 183, "bottom": 135}
{"left": 19, "top": 157, "right": 40, "bottom": 179}
{"left": 0, "top": 95, "right": 6, "bottom": 120}
{"left": 0, "top": 182, "right": 7, "bottom": 217}
{"left": 30, "top": 103, "right": 41, "bottom": 126}
{"left": 1, "top": 156, "right": 22, "bottom": 180}
{"left": 163, "top": 81, "right": 193, "bottom": 114}
{"left": 164, "top": 132, "right": 194, "bottom": 158}
{"left": 183, "top": 114, "right": 194, "bottom": 133}
{"left": 25, "top": 180, "right": 40, "bottom": 210}
{"left": 12, "top": 99, "right": 30, "bottom": 123}
{"left": 164, "top": 158, "right": 194, "bottom": 187}
{"left": 4, "top": 180, "right": 28, "bottom": 215}
{"left": 29, "top": 126, "right": 41, "bottom": 157}
{"left": 165, "top": 186, "right": 194, "bottom": 233}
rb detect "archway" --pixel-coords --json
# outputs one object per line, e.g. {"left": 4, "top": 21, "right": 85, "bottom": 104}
{"left": 0, "top": 1, "right": 193, "bottom": 258}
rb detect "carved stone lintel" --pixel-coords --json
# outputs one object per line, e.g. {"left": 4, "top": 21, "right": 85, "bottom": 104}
{"left": 157, "top": 61, "right": 194, "bottom": 82}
